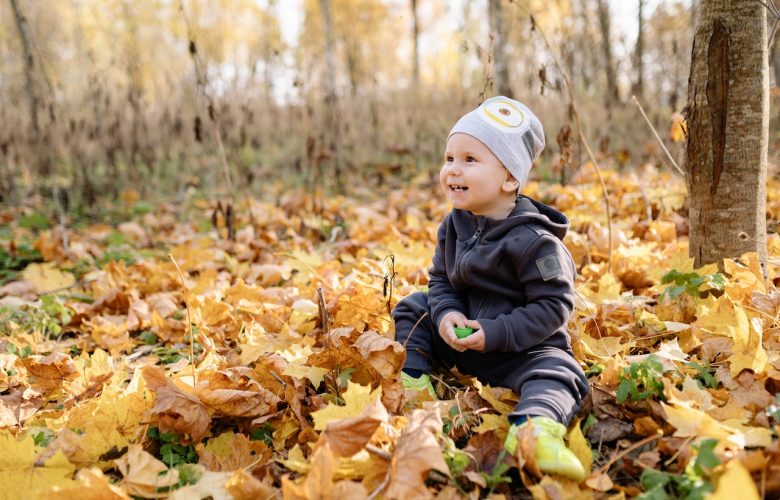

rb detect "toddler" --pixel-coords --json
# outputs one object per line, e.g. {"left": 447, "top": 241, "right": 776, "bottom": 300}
{"left": 393, "top": 96, "right": 589, "bottom": 481}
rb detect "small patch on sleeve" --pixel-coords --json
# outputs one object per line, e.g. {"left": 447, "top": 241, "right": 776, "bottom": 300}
{"left": 536, "top": 254, "right": 563, "bottom": 281}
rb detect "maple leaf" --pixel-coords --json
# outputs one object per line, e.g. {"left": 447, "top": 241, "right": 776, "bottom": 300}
{"left": 386, "top": 409, "right": 450, "bottom": 499}
{"left": 21, "top": 352, "right": 78, "bottom": 393}
{"left": 21, "top": 262, "right": 75, "bottom": 294}
{"left": 115, "top": 445, "right": 180, "bottom": 498}
{"left": 0, "top": 431, "right": 77, "bottom": 498}
{"left": 709, "top": 459, "right": 760, "bottom": 499}
{"left": 224, "top": 469, "right": 277, "bottom": 500}
{"left": 352, "top": 330, "right": 405, "bottom": 379}
{"left": 48, "top": 468, "right": 130, "bottom": 500}
{"left": 196, "top": 431, "right": 270, "bottom": 472}
{"left": 195, "top": 367, "right": 281, "bottom": 418}
{"left": 142, "top": 366, "right": 211, "bottom": 441}
{"left": 281, "top": 443, "right": 340, "bottom": 500}
{"left": 168, "top": 466, "right": 234, "bottom": 500}
{"left": 311, "top": 382, "right": 382, "bottom": 431}
{"left": 317, "top": 394, "right": 388, "bottom": 457}
{"left": 54, "top": 384, "right": 150, "bottom": 467}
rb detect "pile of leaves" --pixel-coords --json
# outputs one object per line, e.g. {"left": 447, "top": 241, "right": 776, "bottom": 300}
{"left": 1, "top": 166, "right": 780, "bottom": 499}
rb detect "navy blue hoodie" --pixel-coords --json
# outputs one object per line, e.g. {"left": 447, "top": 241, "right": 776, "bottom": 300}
{"left": 427, "top": 195, "right": 576, "bottom": 353}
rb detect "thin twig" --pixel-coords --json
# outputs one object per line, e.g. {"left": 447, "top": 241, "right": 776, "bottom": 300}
{"left": 366, "top": 467, "right": 392, "bottom": 500}
{"left": 594, "top": 431, "right": 663, "bottom": 476}
{"left": 631, "top": 96, "right": 685, "bottom": 176}
{"left": 525, "top": 12, "right": 613, "bottom": 272}
{"left": 169, "top": 253, "right": 197, "bottom": 384}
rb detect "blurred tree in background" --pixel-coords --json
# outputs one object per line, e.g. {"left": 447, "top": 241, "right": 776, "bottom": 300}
{"left": 1, "top": 0, "right": 761, "bottom": 210}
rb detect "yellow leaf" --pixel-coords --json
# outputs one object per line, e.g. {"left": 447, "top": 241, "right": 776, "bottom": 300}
{"left": 697, "top": 296, "right": 767, "bottom": 375}
{"left": 282, "top": 364, "right": 330, "bottom": 387}
{"left": 669, "top": 114, "right": 686, "bottom": 143}
{"left": 168, "top": 467, "right": 234, "bottom": 500}
{"left": 59, "top": 385, "right": 151, "bottom": 467}
{"left": 709, "top": 460, "right": 760, "bottom": 500}
{"left": 567, "top": 419, "right": 593, "bottom": 476}
{"left": 580, "top": 334, "right": 625, "bottom": 360}
{"left": 311, "top": 382, "right": 382, "bottom": 431}
{"left": 473, "top": 413, "right": 509, "bottom": 438}
{"left": 474, "top": 380, "right": 516, "bottom": 416}
{"left": 47, "top": 468, "right": 130, "bottom": 499}
{"left": 22, "top": 262, "right": 75, "bottom": 294}
{"left": 0, "top": 431, "right": 77, "bottom": 499}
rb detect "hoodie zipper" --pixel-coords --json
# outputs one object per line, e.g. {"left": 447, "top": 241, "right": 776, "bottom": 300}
{"left": 456, "top": 218, "right": 486, "bottom": 284}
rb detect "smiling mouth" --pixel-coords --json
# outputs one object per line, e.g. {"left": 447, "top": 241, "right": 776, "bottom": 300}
{"left": 450, "top": 185, "right": 469, "bottom": 192}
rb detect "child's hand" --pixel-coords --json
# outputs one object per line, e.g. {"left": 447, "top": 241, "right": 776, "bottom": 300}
{"left": 438, "top": 311, "right": 469, "bottom": 352}
{"left": 454, "top": 320, "right": 485, "bottom": 352}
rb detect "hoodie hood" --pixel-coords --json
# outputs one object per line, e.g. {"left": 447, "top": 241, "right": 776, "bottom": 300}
{"left": 451, "top": 195, "right": 570, "bottom": 242}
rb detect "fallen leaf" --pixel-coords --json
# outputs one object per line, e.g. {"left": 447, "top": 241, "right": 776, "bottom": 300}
{"left": 115, "top": 444, "right": 179, "bottom": 498}
{"left": 22, "top": 263, "right": 75, "bottom": 294}
{"left": 0, "top": 431, "right": 76, "bottom": 498}
{"left": 386, "top": 410, "right": 450, "bottom": 499}
{"left": 318, "top": 394, "right": 388, "bottom": 457}
{"left": 47, "top": 468, "right": 130, "bottom": 500}
{"left": 142, "top": 366, "right": 211, "bottom": 441}
{"left": 311, "top": 382, "right": 382, "bottom": 431}
{"left": 709, "top": 459, "right": 760, "bottom": 500}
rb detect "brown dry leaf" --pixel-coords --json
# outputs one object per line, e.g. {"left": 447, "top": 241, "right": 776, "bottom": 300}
{"left": 224, "top": 469, "right": 277, "bottom": 500}
{"left": 0, "top": 388, "right": 44, "bottom": 428}
{"left": 115, "top": 445, "right": 179, "bottom": 498}
{"left": 318, "top": 395, "right": 388, "bottom": 457}
{"left": 352, "top": 330, "right": 405, "bottom": 378}
{"left": 142, "top": 365, "right": 211, "bottom": 441}
{"left": 307, "top": 345, "right": 383, "bottom": 387}
{"left": 21, "top": 352, "right": 78, "bottom": 392}
{"left": 586, "top": 471, "right": 614, "bottom": 491}
{"left": 514, "top": 422, "right": 541, "bottom": 479}
{"left": 197, "top": 431, "right": 271, "bottom": 472}
{"left": 195, "top": 367, "right": 281, "bottom": 418}
{"left": 386, "top": 409, "right": 449, "bottom": 499}
{"left": 47, "top": 468, "right": 131, "bottom": 500}
{"left": 282, "top": 443, "right": 340, "bottom": 500}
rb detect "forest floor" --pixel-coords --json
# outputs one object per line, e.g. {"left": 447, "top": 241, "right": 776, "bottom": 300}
{"left": 1, "top": 165, "right": 780, "bottom": 499}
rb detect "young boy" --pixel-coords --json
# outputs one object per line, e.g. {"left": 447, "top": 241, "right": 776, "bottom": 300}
{"left": 393, "top": 96, "right": 589, "bottom": 481}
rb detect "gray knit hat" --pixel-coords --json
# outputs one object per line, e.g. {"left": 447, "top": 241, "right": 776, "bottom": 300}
{"left": 447, "top": 96, "right": 545, "bottom": 189}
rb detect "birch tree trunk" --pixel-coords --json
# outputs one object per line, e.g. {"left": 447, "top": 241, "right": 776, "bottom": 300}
{"left": 596, "top": 0, "right": 619, "bottom": 107}
{"left": 684, "top": 0, "right": 768, "bottom": 268}
{"left": 488, "top": 0, "right": 512, "bottom": 98}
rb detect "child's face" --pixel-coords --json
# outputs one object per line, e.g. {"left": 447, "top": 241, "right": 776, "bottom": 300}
{"left": 440, "top": 133, "right": 519, "bottom": 218}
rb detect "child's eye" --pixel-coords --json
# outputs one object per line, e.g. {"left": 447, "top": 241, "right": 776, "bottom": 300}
{"left": 466, "top": 156, "right": 476, "bottom": 162}
{"left": 445, "top": 155, "right": 454, "bottom": 162}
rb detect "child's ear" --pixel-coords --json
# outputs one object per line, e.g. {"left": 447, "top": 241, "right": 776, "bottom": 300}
{"left": 502, "top": 172, "right": 520, "bottom": 193}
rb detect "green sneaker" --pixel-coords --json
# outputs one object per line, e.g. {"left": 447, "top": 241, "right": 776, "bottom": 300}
{"left": 401, "top": 372, "right": 437, "bottom": 398}
{"left": 504, "top": 416, "right": 586, "bottom": 482}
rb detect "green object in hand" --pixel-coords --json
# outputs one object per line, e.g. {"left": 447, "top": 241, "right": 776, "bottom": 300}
{"left": 454, "top": 326, "right": 474, "bottom": 339}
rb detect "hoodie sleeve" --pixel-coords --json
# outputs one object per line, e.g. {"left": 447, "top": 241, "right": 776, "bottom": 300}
{"left": 478, "top": 234, "right": 575, "bottom": 353}
{"left": 427, "top": 214, "right": 467, "bottom": 327}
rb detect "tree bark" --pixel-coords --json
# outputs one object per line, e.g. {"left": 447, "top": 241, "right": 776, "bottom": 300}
{"left": 488, "top": 0, "right": 512, "bottom": 97}
{"left": 596, "top": 0, "right": 619, "bottom": 107}
{"left": 684, "top": 0, "right": 768, "bottom": 268}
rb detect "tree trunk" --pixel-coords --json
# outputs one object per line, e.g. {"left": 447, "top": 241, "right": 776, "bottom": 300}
{"left": 634, "top": 0, "right": 645, "bottom": 98}
{"left": 411, "top": 0, "right": 420, "bottom": 88}
{"left": 9, "top": 0, "right": 39, "bottom": 137}
{"left": 596, "top": 0, "right": 619, "bottom": 107}
{"left": 488, "top": 0, "right": 512, "bottom": 97}
{"left": 318, "top": 0, "right": 341, "bottom": 188}
{"left": 684, "top": 0, "right": 768, "bottom": 268}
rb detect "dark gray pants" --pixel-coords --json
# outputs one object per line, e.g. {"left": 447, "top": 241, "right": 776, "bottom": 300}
{"left": 394, "top": 292, "right": 589, "bottom": 424}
